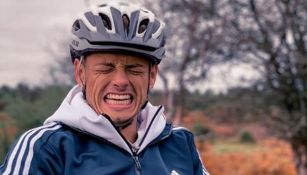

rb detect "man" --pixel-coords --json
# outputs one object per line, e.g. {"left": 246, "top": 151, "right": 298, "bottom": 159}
{"left": 0, "top": 2, "right": 209, "bottom": 175}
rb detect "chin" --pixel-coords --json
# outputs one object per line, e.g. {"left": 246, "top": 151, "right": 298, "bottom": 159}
{"left": 102, "top": 109, "right": 132, "bottom": 118}
{"left": 111, "top": 112, "right": 136, "bottom": 120}
{"left": 101, "top": 103, "right": 140, "bottom": 117}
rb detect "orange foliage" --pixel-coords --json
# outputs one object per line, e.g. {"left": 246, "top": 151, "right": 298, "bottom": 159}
{"left": 198, "top": 139, "right": 297, "bottom": 175}
{"left": 183, "top": 112, "right": 238, "bottom": 138}
{"left": 211, "top": 124, "right": 236, "bottom": 138}
{"left": 0, "top": 113, "right": 17, "bottom": 140}
{"left": 183, "top": 111, "right": 210, "bottom": 129}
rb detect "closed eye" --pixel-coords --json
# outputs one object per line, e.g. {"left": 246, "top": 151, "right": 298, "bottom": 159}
{"left": 126, "top": 64, "right": 145, "bottom": 74}
{"left": 94, "top": 63, "right": 115, "bottom": 74}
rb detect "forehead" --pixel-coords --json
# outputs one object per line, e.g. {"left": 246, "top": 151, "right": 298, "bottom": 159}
{"left": 85, "top": 53, "right": 149, "bottom": 65}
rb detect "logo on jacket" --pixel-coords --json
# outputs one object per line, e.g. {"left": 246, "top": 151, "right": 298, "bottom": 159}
{"left": 171, "top": 170, "right": 180, "bottom": 175}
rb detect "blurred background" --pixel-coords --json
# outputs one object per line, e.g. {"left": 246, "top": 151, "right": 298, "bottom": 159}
{"left": 0, "top": 0, "right": 306, "bottom": 174}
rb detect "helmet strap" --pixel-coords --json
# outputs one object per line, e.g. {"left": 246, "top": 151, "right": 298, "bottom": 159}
{"left": 78, "top": 56, "right": 87, "bottom": 100}
{"left": 141, "top": 62, "right": 152, "bottom": 109}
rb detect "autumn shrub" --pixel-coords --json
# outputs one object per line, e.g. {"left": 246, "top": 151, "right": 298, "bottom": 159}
{"left": 198, "top": 139, "right": 297, "bottom": 175}
{"left": 193, "top": 123, "right": 211, "bottom": 136}
{"left": 239, "top": 131, "right": 256, "bottom": 143}
{"left": 0, "top": 113, "right": 17, "bottom": 162}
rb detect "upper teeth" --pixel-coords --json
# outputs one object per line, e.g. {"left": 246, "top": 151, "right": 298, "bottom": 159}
{"left": 106, "top": 94, "right": 131, "bottom": 100}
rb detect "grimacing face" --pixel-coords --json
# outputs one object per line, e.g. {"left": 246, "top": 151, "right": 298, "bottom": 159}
{"left": 74, "top": 53, "right": 158, "bottom": 124}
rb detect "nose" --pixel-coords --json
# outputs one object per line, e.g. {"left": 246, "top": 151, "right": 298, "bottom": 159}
{"left": 112, "top": 69, "right": 129, "bottom": 90}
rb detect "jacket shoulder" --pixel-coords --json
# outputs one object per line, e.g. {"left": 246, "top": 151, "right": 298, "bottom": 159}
{"left": 163, "top": 125, "right": 195, "bottom": 148}
{"left": 170, "top": 126, "right": 210, "bottom": 175}
{"left": 0, "top": 122, "right": 64, "bottom": 175}
{"left": 171, "top": 126, "right": 194, "bottom": 138}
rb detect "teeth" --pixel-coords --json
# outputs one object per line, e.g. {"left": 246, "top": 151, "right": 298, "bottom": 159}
{"left": 105, "top": 93, "right": 132, "bottom": 105}
{"left": 106, "top": 94, "right": 131, "bottom": 100}
{"left": 105, "top": 99, "right": 132, "bottom": 105}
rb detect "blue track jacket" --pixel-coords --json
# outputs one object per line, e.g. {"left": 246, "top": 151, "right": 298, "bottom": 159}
{"left": 0, "top": 86, "right": 209, "bottom": 175}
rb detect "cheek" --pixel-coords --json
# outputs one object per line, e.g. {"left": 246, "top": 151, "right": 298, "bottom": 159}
{"left": 131, "top": 76, "right": 149, "bottom": 100}
{"left": 92, "top": 77, "right": 107, "bottom": 99}
{"left": 86, "top": 75, "right": 110, "bottom": 112}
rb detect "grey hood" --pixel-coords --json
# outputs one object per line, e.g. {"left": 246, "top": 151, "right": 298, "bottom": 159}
{"left": 44, "top": 85, "right": 167, "bottom": 155}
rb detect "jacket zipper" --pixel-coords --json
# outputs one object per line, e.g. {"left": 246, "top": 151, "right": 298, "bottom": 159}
{"left": 65, "top": 123, "right": 143, "bottom": 174}
{"left": 102, "top": 114, "right": 143, "bottom": 174}
{"left": 132, "top": 147, "right": 141, "bottom": 175}
{"left": 101, "top": 106, "right": 163, "bottom": 175}
{"left": 60, "top": 105, "right": 168, "bottom": 175}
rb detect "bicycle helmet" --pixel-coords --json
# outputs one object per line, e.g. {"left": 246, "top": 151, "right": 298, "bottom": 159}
{"left": 70, "top": 2, "right": 166, "bottom": 64}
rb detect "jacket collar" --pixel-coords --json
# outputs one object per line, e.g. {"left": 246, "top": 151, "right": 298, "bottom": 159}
{"left": 44, "top": 85, "right": 168, "bottom": 154}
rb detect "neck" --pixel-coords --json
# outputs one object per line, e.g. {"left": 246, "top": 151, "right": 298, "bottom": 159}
{"left": 120, "top": 118, "right": 138, "bottom": 143}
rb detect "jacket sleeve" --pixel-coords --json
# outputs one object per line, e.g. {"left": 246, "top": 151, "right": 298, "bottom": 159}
{"left": 0, "top": 124, "right": 63, "bottom": 175}
{"left": 188, "top": 134, "right": 210, "bottom": 175}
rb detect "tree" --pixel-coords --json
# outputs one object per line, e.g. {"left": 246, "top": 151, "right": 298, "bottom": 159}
{"left": 143, "top": 0, "right": 307, "bottom": 173}
{"left": 223, "top": 0, "right": 307, "bottom": 174}
{"left": 143, "top": 0, "right": 237, "bottom": 124}
{"left": 47, "top": 40, "right": 75, "bottom": 86}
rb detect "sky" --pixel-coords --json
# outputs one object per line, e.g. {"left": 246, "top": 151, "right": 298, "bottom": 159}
{"left": 0, "top": 0, "right": 86, "bottom": 86}
{"left": 0, "top": 0, "right": 260, "bottom": 92}
{"left": 0, "top": 0, "right": 146, "bottom": 88}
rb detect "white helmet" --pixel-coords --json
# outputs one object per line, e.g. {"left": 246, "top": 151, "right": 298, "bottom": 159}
{"left": 70, "top": 2, "right": 166, "bottom": 64}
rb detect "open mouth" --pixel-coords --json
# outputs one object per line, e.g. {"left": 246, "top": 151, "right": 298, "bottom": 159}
{"left": 104, "top": 93, "right": 133, "bottom": 105}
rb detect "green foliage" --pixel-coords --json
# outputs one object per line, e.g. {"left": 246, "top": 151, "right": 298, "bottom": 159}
{"left": 239, "top": 131, "right": 256, "bottom": 144}
{"left": 148, "top": 90, "right": 164, "bottom": 106}
{"left": 0, "top": 84, "right": 71, "bottom": 161}
{"left": 0, "top": 84, "right": 71, "bottom": 133}
{"left": 0, "top": 84, "right": 282, "bottom": 162}
{"left": 192, "top": 123, "right": 211, "bottom": 136}
{"left": 184, "top": 90, "right": 217, "bottom": 111}
{"left": 151, "top": 86, "right": 277, "bottom": 123}
{"left": 0, "top": 121, "right": 10, "bottom": 162}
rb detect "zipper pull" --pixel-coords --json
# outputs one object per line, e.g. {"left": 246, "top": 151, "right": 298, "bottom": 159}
{"left": 133, "top": 155, "right": 142, "bottom": 170}
{"left": 131, "top": 147, "right": 142, "bottom": 170}
{"left": 131, "top": 146, "right": 138, "bottom": 154}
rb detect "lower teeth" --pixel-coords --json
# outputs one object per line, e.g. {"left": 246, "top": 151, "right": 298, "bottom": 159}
{"left": 106, "top": 99, "right": 131, "bottom": 105}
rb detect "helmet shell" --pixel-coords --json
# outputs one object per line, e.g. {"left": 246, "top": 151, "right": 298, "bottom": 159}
{"left": 70, "top": 2, "right": 166, "bottom": 64}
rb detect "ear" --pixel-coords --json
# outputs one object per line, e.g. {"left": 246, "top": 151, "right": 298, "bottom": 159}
{"left": 73, "top": 59, "right": 85, "bottom": 87}
{"left": 149, "top": 64, "right": 158, "bottom": 89}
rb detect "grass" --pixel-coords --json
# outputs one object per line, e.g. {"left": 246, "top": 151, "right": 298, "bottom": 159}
{"left": 212, "top": 140, "right": 265, "bottom": 155}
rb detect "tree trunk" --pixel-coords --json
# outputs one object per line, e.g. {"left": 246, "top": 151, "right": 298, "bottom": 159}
{"left": 173, "top": 105, "right": 182, "bottom": 126}
{"left": 165, "top": 90, "right": 174, "bottom": 121}
{"left": 158, "top": 72, "right": 175, "bottom": 121}
{"left": 292, "top": 143, "right": 307, "bottom": 175}
{"left": 173, "top": 75, "right": 185, "bottom": 126}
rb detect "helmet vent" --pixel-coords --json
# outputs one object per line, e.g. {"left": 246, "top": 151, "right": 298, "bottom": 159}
{"left": 73, "top": 20, "right": 81, "bottom": 31}
{"left": 98, "top": 4, "right": 107, "bottom": 7}
{"left": 138, "top": 19, "right": 149, "bottom": 34}
{"left": 119, "top": 2, "right": 128, "bottom": 6}
{"left": 99, "top": 13, "right": 112, "bottom": 30}
{"left": 122, "top": 15, "right": 130, "bottom": 32}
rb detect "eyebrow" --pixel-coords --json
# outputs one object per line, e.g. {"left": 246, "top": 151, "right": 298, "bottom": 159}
{"left": 92, "top": 62, "right": 145, "bottom": 68}
{"left": 94, "top": 62, "right": 115, "bottom": 67}
{"left": 126, "top": 63, "right": 145, "bottom": 68}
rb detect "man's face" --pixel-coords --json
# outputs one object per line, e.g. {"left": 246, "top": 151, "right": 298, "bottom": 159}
{"left": 74, "top": 53, "right": 158, "bottom": 124}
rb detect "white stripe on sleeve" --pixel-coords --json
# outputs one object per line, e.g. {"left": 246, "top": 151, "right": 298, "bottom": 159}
{"left": 2, "top": 122, "right": 58, "bottom": 175}
{"left": 21, "top": 125, "right": 62, "bottom": 175}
